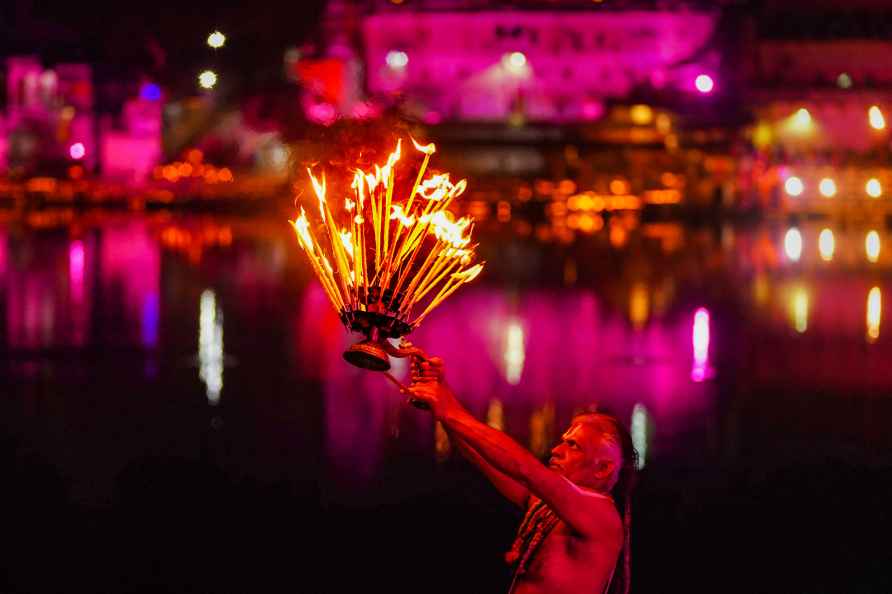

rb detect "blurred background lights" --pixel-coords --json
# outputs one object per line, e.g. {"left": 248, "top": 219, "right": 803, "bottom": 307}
{"left": 789, "top": 107, "right": 813, "bottom": 133}
{"left": 818, "top": 177, "right": 837, "bottom": 198}
{"left": 869, "top": 105, "right": 886, "bottom": 130}
{"left": 784, "top": 227, "right": 803, "bottom": 262}
{"left": 207, "top": 30, "right": 226, "bottom": 49}
{"left": 784, "top": 176, "right": 804, "bottom": 197}
{"left": 691, "top": 307, "right": 711, "bottom": 382}
{"left": 866, "top": 178, "right": 882, "bottom": 198}
{"left": 694, "top": 74, "right": 714, "bottom": 94}
{"left": 199, "top": 289, "right": 224, "bottom": 405}
{"left": 818, "top": 228, "right": 835, "bottom": 261}
{"left": 198, "top": 70, "right": 218, "bottom": 89}
{"left": 837, "top": 72, "right": 853, "bottom": 89}
{"left": 502, "top": 51, "right": 528, "bottom": 74}
{"left": 630, "top": 404, "right": 649, "bottom": 469}
{"left": 867, "top": 287, "right": 882, "bottom": 343}
{"left": 69, "top": 142, "right": 85, "bottom": 160}
{"left": 503, "top": 320, "right": 525, "bottom": 385}
{"left": 629, "top": 104, "right": 653, "bottom": 125}
{"left": 866, "top": 230, "right": 881, "bottom": 263}
{"left": 140, "top": 82, "right": 161, "bottom": 101}
{"left": 386, "top": 50, "right": 409, "bottom": 69}
{"left": 792, "top": 287, "right": 809, "bottom": 334}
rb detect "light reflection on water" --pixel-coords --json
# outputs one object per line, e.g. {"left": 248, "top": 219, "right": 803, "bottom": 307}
{"left": 1, "top": 213, "right": 891, "bottom": 499}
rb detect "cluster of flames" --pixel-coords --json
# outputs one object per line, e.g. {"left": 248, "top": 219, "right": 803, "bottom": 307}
{"left": 291, "top": 137, "right": 483, "bottom": 330}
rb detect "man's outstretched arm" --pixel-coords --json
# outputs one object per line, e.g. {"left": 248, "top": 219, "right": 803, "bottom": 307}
{"left": 407, "top": 379, "right": 612, "bottom": 538}
{"left": 447, "top": 429, "right": 529, "bottom": 508}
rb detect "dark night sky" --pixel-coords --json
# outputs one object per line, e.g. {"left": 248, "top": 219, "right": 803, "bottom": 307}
{"left": 0, "top": 1, "right": 327, "bottom": 91}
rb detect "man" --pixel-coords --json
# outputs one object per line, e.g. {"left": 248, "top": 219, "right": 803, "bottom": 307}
{"left": 404, "top": 355, "right": 638, "bottom": 594}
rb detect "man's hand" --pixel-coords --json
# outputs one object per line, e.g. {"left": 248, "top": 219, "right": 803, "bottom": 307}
{"left": 406, "top": 356, "right": 459, "bottom": 418}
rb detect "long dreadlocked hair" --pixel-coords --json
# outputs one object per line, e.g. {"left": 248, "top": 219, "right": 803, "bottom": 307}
{"left": 572, "top": 412, "right": 639, "bottom": 594}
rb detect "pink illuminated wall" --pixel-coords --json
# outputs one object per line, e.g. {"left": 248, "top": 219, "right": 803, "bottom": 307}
{"left": 362, "top": 11, "right": 718, "bottom": 121}
{"left": 101, "top": 98, "right": 162, "bottom": 183}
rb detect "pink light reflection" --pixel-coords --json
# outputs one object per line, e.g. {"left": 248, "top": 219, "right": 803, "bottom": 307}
{"left": 691, "top": 307, "right": 711, "bottom": 382}
{"left": 68, "top": 240, "right": 87, "bottom": 344}
{"left": 308, "top": 287, "right": 716, "bottom": 483}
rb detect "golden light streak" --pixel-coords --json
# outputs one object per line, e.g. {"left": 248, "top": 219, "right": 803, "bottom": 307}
{"left": 791, "top": 286, "right": 809, "bottom": 334}
{"left": 866, "top": 230, "right": 881, "bottom": 263}
{"left": 867, "top": 286, "right": 881, "bottom": 343}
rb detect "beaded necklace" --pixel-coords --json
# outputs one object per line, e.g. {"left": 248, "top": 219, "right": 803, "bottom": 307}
{"left": 505, "top": 498, "right": 560, "bottom": 578}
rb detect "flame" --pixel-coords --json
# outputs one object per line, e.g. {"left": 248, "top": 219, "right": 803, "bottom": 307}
{"left": 291, "top": 136, "right": 483, "bottom": 332}
{"left": 454, "top": 263, "right": 484, "bottom": 283}
{"left": 307, "top": 168, "right": 327, "bottom": 218}
{"left": 418, "top": 174, "right": 453, "bottom": 202}
{"left": 339, "top": 230, "right": 354, "bottom": 259}
{"left": 390, "top": 204, "right": 416, "bottom": 227}
{"left": 291, "top": 208, "right": 314, "bottom": 253}
{"left": 366, "top": 169, "right": 380, "bottom": 193}
{"left": 449, "top": 179, "right": 468, "bottom": 199}
{"left": 425, "top": 210, "right": 472, "bottom": 247}
{"left": 351, "top": 169, "right": 366, "bottom": 209}
{"left": 411, "top": 136, "right": 436, "bottom": 155}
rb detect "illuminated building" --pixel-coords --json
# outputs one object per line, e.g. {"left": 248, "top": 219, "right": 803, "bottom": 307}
{"left": 295, "top": 0, "right": 724, "bottom": 125}
{"left": 1, "top": 57, "right": 161, "bottom": 182}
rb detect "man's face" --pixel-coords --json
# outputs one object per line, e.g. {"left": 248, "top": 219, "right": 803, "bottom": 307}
{"left": 548, "top": 422, "right": 600, "bottom": 486}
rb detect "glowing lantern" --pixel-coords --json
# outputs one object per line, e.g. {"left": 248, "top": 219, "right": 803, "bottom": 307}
{"left": 818, "top": 177, "right": 837, "bottom": 198}
{"left": 866, "top": 178, "right": 882, "bottom": 198}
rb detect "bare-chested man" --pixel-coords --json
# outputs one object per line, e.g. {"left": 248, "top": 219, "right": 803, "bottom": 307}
{"left": 405, "top": 355, "right": 638, "bottom": 594}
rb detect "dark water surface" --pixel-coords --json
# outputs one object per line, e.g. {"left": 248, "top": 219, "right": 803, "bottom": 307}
{"left": 1, "top": 211, "right": 890, "bottom": 593}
